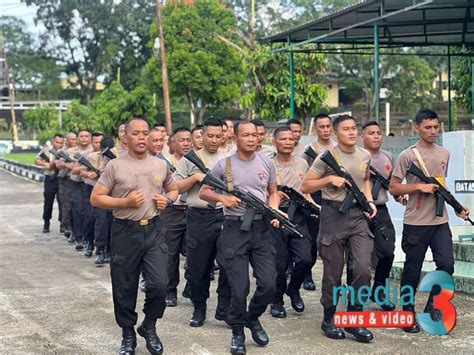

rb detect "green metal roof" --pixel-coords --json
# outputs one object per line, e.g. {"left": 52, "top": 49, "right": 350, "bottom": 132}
{"left": 265, "top": 0, "right": 474, "bottom": 50}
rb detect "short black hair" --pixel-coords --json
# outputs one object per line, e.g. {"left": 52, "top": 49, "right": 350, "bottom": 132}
{"left": 250, "top": 119, "right": 265, "bottom": 128}
{"left": 333, "top": 114, "right": 356, "bottom": 130}
{"left": 191, "top": 126, "right": 203, "bottom": 134}
{"left": 153, "top": 122, "right": 166, "bottom": 129}
{"left": 91, "top": 131, "right": 104, "bottom": 138}
{"left": 286, "top": 118, "right": 302, "bottom": 127}
{"left": 362, "top": 121, "right": 380, "bottom": 130}
{"left": 273, "top": 126, "right": 293, "bottom": 138}
{"left": 100, "top": 136, "right": 115, "bottom": 149}
{"left": 314, "top": 113, "right": 331, "bottom": 124}
{"left": 234, "top": 121, "right": 256, "bottom": 136}
{"left": 203, "top": 118, "right": 223, "bottom": 131}
{"left": 116, "top": 121, "right": 126, "bottom": 132}
{"left": 53, "top": 133, "right": 64, "bottom": 139}
{"left": 78, "top": 128, "right": 91, "bottom": 135}
{"left": 415, "top": 108, "right": 439, "bottom": 125}
{"left": 173, "top": 127, "right": 191, "bottom": 135}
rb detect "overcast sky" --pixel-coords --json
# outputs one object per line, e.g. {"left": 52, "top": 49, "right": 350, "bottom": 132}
{"left": 1, "top": 0, "right": 38, "bottom": 29}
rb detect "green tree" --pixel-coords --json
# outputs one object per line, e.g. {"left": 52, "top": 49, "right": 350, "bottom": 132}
{"left": 0, "top": 16, "right": 64, "bottom": 99}
{"left": 23, "top": 104, "right": 59, "bottom": 133}
{"left": 62, "top": 101, "right": 97, "bottom": 132}
{"left": 242, "top": 46, "right": 327, "bottom": 120}
{"left": 143, "top": 0, "right": 244, "bottom": 123}
{"left": 453, "top": 52, "right": 473, "bottom": 113}
{"left": 23, "top": 0, "right": 157, "bottom": 101}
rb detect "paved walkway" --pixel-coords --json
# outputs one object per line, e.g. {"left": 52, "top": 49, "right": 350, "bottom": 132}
{"left": 0, "top": 169, "right": 473, "bottom": 354}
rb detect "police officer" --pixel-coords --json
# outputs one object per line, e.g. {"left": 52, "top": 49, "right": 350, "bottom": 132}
{"left": 175, "top": 118, "right": 229, "bottom": 327}
{"left": 191, "top": 125, "right": 204, "bottom": 151}
{"left": 361, "top": 121, "right": 399, "bottom": 310}
{"left": 389, "top": 108, "right": 470, "bottom": 333}
{"left": 91, "top": 118, "right": 178, "bottom": 355}
{"left": 302, "top": 114, "right": 375, "bottom": 343}
{"left": 286, "top": 118, "right": 305, "bottom": 157}
{"left": 80, "top": 131, "right": 104, "bottom": 258}
{"left": 56, "top": 132, "right": 77, "bottom": 238}
{"left": 162, "top": 127, "right": 192, "bottom": 306}
{"left": 301, "top": 113, "right": 336, "bottom": 291}
{"left": 66, "top": 129, "right": 93, "bottom": 249}
{"left": 269, "top": 127, "right": 313, "bottom": 318}
{"left": 250, "top": 119, "right": 275, "bottom": 158}
{"left": 147, "top": 127, "right": 166, "bottom": 156}
{"left": 35, "top": 133, "right": 64, "bottom": 233}
{"left": 200, "top": 121, "right": 280, "bottom": 354}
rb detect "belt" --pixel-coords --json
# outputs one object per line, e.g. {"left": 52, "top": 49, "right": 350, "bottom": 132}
{"left": 114, "top": 215, "right": 160, "bottom": 227}
{"left": 224, "top": 213, "right": 264, "bottom": 221}
{"left": 171, "top": 204, "right": 187, "bottom": 211}
{"left": 321, "top": 199, "right": 358, "bottom": 210}
{"left": 188, "top": 207, "right": 223, "bottom": 214}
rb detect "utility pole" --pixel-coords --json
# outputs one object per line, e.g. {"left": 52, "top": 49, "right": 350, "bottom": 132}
{"left": 156, "top": 0, "right": 172, "bottom": 134}
{"left": 0, "top": 30, "right": 19, "bottom": 143}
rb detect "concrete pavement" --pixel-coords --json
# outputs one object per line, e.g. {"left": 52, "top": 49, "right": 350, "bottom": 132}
{"left": 0, "top": 168, "right": 473, "bottom": 354}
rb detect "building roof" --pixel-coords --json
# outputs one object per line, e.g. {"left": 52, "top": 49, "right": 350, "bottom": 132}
{"left": 264, "top": 0, "right": 474, "bottom": 49}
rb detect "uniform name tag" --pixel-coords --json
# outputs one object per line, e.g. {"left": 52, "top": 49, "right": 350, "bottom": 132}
{"left": 454, "top": 180, "right": 474, "bottom": 193}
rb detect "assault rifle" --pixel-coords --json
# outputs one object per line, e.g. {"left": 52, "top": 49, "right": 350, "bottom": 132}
{"left": 156, "top": 153, "right": 176, "bottom": 173}
{"left": 50, "top": 149, "right": 74, "bottom": 178}
{"left": 407, "top": 162, "right": 473, "bottom": 225}
{"left": 319, "top": 150, "right": 388, "bottom": 239}
{"left": 369, "top": 166, "right": 390, "bottom": 201}
{"left": 39, "top": 152, "right": 50, "bottom": 163}
{"left": 102, "top": 147, "right": 116, "bottom": 160}
{"left": 277, "top": 185, "right": 320, "bottom": 219}
{"left": 304, "top": 145, "right": 318, "bottom": 160}
{"left": 73, "top": 153, "right": 101, "bottom": 178}
{"left": 184, "top": 150, "right": 303, "bottom": 238}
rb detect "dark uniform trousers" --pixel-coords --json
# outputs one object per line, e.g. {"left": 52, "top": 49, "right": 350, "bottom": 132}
{"left": 271, "top": 208, "right": 312, "bottom": 303}
{"left": 400, "top": 222, "right": 454, "bottom": 305}
{"left": 84, "top": 184, "right": 95, "bottom": 244}
{"left": 110, "top": 217, "right": 168, "bottom": 327}
{"left": 318, "top": 205, "right": 373, "bottom": 310}
{"left": 58, "top": 177, "right": 72, "bottom": 228}
{"left": 43, "top": 175, "right": 62, "bottom": 223}
{"left": 217, "top": 218, "right": 276, "bottom": 327}
{"left": 186, "top": 207, "right": 229, "bottom": 305}
{"left": 70, "top": 181, "right": 88, "bottom": 240}
{"left": 94, "top": 208, "right": 112, "bottom": 249}
{"left": 305, "top": 191, "right": 322, "bottom": 279}
{"left": 370, "top": 204, "right": 396, "bottom": 290}
{"left": 161, "top": 206, "right": 187, "bottom": 292}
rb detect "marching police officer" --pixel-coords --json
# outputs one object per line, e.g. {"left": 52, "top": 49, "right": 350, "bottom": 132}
{"left": 91, "top": 118, "right": 178, "bottom": 355}
{"left": 35, "top": 133, "right": 64, "bottom": 233}
{"left": 361, "top": 121, "right": 399, "bottom": 310}
{"left": 200, "top": 121, "right": 280, "bottom": 354}
{"left": 175, "top": 118, "right": 229, "bottom": 327}
{"left": 389, "top": 108, "right": 470, "bottom": 333}
{"left": 57, "top": 132, "right": 76, "bottom": 238}
{"left": 302, "top": 114, "right": 375, "bottom": 343}
{"left": 301, "top": 113, "right": 336, "bottom": 291}
{"left": 286, "top": 118, "right": 305, "bottom": 157}
{"left": 269, "top": 127, "right": 313, "bottom": 318}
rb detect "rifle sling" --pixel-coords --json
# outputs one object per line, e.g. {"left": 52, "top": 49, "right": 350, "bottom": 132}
{"left": 225, "top": 156, "right": 234, "bottom": 192}
{"left": 411, "top": 147, "right": 430, "bottom": 177}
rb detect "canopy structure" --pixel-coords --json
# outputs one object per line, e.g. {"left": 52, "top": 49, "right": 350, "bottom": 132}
{"left": 264, "top": 0, "right": 474, "bottom": 129}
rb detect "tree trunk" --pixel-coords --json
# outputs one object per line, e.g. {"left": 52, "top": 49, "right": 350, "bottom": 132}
{"left": 186, "top": 89, "right": 196, "bottom": 128}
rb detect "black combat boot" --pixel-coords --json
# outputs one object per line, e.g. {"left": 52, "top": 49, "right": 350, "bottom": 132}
{"left": 182, "top": 281, "right": 192, "bottom": 299}
{"left": 165, "top": 289, "right": 177, "bottom": 307}
{"left": 104, "top": 248, "right": 111, "bottom": 263}
{"left": 75, "top": 237, "right": 84, "bottom": 251}
{"left": 95, "top": 247, "right": 106, "bottom": 265}
{"left": 371, "top": 287, "right": 396, "bottom": 311}
{"left": 344, "top": 305, "right": 373, "bottom": 343}
{"left": 303, "top": 275, "right": 316, "bottom": 291}
{"left": 244, "top": 316, "right": 269, "bottom": 346}
{"left": 64, "top": 226, "right": 72, "bottom": 238}
{"left": 189, "top": 301, "right": 206, "bottom": 327}
{"left": 215, "top": 296, "right": 230, "bottom": 325}
{"left": 321, "top": 307, "right": 345, "bottom": 340}
{"left": 43, "top": 220, "right": 50, "bottom": 233}
{"left": 68, "top": 233, "right": 75, "bottom": 244}
{"left": 118, "top": 327, "right": 136, "bottom": 355}
{"left": 230, "top": 326, "right": 246, "bottom": 354}
{"left": 423, "top": 287, "right": 442, "bottom": 322}
{"left": 270, "top": 302, "right": 287, "bottom": 318}
{"left": 137, "top": 321, "right": 163, "bottom": 354}
{"left": 84, "top": 241, "right": 93, "bottom": 257}
{"left": 286, "top": 287, "right": 305, "bottom": 313}
{"left": 402, "top": 305, "right": 420, "bottom": 333}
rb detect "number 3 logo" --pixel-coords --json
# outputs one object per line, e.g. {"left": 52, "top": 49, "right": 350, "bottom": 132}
{"left": 417, "top": 270, "right": 457, "bottom": 335}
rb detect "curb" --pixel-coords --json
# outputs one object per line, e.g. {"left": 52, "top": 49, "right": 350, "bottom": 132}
{"left": 0, "top": 158, "right": 45, "bottom": 182}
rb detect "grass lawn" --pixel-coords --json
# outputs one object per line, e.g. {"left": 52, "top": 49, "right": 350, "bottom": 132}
{"left": 4, "top": 152, "right": 38, "bottom": 166}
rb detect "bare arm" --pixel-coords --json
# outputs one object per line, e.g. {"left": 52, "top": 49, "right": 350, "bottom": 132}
{"left": 35, "top": 158, "right": 54, "bottom": 170}
{"left": 199, "top": 184, "right": 240, "bottom": 208}
{"left": 90, "top": 183, "right": 144, "bottom": 210}
{"left": 175, "top": 173, "right": 205, "bottom": 194}
{"left": 389, "top": 176, "right": 438, "bottom": 196}
{"left": 267, "top": 183, "right": 280, "bottom": 210}
{"left": 301, "top": 170, "right": 346, "bottom": 194}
